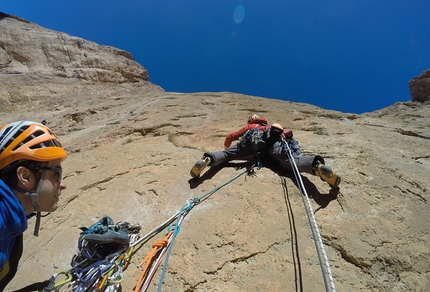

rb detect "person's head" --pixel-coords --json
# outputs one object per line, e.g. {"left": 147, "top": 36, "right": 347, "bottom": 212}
{"left": 247, "top": 114, "right": 260, "bottom": 124}
{"left": 0, "top": 121, "right": 67, "bottom": 235}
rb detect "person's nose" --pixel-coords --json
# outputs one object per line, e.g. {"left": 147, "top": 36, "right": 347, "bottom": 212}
{"left": 60, "top": 179, "right": 67, "bottom": 190}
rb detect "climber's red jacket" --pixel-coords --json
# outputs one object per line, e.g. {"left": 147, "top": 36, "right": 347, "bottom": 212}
{"left": 223, "top": 117, "right": 269, "bottom": 148}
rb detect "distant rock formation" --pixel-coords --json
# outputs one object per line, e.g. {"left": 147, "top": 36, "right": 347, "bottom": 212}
{"left": 409, "top": 68, "right": 430, "bottom": 102}
{"left": 0, "top": 12, "right": 148, "bottom": 83}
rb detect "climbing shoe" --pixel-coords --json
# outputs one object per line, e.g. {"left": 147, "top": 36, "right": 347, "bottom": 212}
{"left": 316, "top": 164, "right": 341, "bottom": 189}
{"left": 190, "top": 157, "right": 211, "bottom": 179}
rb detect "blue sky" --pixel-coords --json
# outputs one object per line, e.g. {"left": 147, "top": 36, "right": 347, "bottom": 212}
{"left": 2, "top": 1, "right": 429, "bottom": 113}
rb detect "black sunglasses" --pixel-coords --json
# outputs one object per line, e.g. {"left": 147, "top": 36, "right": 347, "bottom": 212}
{"left": 34, "top": 166, "right": 63, "bottom": 182}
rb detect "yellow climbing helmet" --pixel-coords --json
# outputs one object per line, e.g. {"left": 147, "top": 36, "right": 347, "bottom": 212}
{"left": 270, "top": 123, "right": 284, "bottom": 135}
{"left": 271, "top": 123, "right": 283, "bottom": 131}
{"left": 0, "top": 121, "right": 67, "bottom": 171}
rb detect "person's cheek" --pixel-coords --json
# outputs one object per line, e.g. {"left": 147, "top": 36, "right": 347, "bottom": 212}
{"left": 38, "top": 180, "right": 58, "bottom": 212}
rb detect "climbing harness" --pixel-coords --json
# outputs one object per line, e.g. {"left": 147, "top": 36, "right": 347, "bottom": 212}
{"left": 241, "top": 125, "right": 268, "bottom": 152}
{"left": 282, "top": 138, "right": 336, "bottom": 292}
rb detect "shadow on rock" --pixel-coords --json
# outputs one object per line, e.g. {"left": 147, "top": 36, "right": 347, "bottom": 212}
{"left": 188, "top": 157, "right": 338, "bottom": 209}
{"left": 259, "top": 158, "right": 338, "bottom": 210}
{"left": 188, "top": 161, "right": 254, "bottom": 189}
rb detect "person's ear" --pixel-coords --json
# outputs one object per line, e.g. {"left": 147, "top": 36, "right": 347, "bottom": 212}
{"left": 16, "top": 166, "right": 35, "bottom": 190}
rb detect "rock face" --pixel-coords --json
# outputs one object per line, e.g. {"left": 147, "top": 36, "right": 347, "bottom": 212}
{"left": 409, "top": 68, "right": 430, "bottom": 102}
{"left": 0, "top": 12, "right": 148, "bottom": 83}
{"left": 1, "top": 12, "right": 430, "bottom": 292}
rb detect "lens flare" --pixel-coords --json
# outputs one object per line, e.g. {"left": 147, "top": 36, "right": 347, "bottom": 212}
{"left": 233, "top": 5, "right": 245, "bottom": 24}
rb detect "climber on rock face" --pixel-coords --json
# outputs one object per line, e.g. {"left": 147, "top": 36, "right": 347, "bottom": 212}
{"left": 190, "top": 114, "right": 341, "bottom": 189}
{"left": 0, "top": 121, "right": 68, "bottom": 290}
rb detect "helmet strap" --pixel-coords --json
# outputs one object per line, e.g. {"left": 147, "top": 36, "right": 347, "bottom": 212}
{"left": 23, "top": 166, "right": 47, "bottom": 236}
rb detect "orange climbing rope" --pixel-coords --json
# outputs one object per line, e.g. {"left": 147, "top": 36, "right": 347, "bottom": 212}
{"left": 133, "top": 231, "right": 174, "bottom": 292}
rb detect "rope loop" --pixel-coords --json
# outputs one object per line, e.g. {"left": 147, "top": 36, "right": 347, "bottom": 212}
{"left": 152, "top": 237, "right": 170, "bottom": 249}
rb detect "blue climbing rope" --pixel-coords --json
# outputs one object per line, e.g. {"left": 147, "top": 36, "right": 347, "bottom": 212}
{"left": 155, "top": 165, "right": 253, "bottom": 292}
